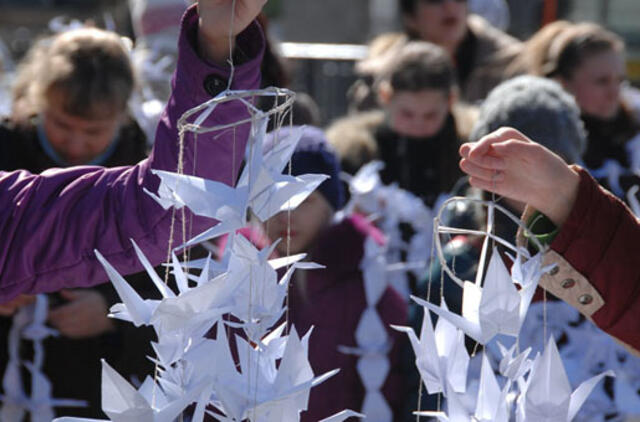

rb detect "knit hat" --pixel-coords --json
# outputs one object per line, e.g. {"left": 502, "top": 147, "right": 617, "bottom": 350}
{"left": 470, "top": 75, "right": 586, "bottom": 164}
{"left": 266, "top": 126, "right": 345, "bottom": 211}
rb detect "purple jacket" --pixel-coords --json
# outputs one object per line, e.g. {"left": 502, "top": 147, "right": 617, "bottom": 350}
{"left": 0, "top": 6, "right": 264, "bottom": 301}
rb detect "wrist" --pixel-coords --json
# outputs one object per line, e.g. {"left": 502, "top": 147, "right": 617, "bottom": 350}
{"left": 536, "top": 166, "right": 580, "bottom": 227}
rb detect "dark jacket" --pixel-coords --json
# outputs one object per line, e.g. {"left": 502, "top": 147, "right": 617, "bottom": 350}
{"left": 375, "top": 114, "right": 462, "bottom": 207}
{"left": 582, "top": 107, "right": 640, "bottom": 170}
{"left": 290, "top": 214, "right": 408, "bottom": 421}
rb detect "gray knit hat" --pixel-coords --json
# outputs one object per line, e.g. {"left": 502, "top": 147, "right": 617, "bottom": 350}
{"left": 470, "top": 75, "right": 586, "bottom": 164}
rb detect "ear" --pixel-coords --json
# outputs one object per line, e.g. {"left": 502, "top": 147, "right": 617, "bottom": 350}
{"left": 377, "top": 80, "right": 393, "bottom": 106}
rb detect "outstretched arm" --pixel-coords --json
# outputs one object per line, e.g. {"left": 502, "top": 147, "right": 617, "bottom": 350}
{"left": 459, "top": 127, "right": 640, "bottom": 353}
{"left": 0, "top": 1, "right": 266, "bottom": 301}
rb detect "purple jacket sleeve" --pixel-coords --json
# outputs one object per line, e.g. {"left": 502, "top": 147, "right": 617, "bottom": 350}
{"left": 0, "top": 6, "right": 264, "bottom": 301}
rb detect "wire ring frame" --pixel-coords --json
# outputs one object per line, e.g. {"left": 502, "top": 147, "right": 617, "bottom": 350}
{"left": 433, "top": 196, "right": 547, "bottom": 288}
{"left": 177, "top": 86, "right": 296, "bottom": 135}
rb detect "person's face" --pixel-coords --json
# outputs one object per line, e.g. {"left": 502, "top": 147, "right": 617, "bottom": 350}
{"left": 405, "top": 0, "right": 468, "bottom": 53}
{"left": 265, "top": 191, "right": 334, "bottom": 255}
{"left": 562, "top": 49, "right": 626, "bottom": 120}
{"left": 42, "top": 92, "right": 122, "bottom": 165}
{"left": 387, "top": 89, "right": 451, "bottom": 138}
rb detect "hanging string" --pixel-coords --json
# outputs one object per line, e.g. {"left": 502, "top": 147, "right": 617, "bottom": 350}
{"left": 284, "top": 102, "right": 294, "bottom": 335}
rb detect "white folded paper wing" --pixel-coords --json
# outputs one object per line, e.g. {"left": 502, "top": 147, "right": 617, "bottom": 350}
{"left": 517, "top": 337, "right": 614, "bottom": 422}
{"left": 415, "top": 353, "right": 510, "bottom": 422}
{"left": 392, "top": 300, "right": 469, "bottom": 395}
{"left": 418, "top": 248, "right": 544, "bottom": 345}
{"left": 496, "top": 342, "right": 532, "bottom": 382}
{"left": 318, "top": 409, "right": 366, "bottom": 422}
{"left": 146, "top": 118, "right": 327, "bottom": 249}
{"left": 197, "top": 326, "right": 338, "bottom": 422}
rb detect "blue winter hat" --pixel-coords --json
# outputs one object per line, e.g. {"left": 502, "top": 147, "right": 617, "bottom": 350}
{"left": 266, "top": 125, "right": 345, "bottom": 211}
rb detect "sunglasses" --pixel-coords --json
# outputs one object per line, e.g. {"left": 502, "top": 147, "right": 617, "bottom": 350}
{"left": 420, "top": 0, "right": 467, "bottom": 4}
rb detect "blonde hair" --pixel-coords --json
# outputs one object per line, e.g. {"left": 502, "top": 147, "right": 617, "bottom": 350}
{"left": 13, "top": 27, "right": 134, "bottom": 121}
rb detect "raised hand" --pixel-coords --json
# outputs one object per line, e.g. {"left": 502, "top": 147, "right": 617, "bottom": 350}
{"left": 48, "top": 289, "right": 114, "bottom": 339}
{"left": 197, "top": 0, "right": 268, "bottom": 64}
{"left": 459, "top": 127, "right": 580, "bottom": 226}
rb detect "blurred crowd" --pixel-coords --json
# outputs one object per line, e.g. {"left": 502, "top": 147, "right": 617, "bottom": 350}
{"left": 0, "top": 0, "right": 639, "bottom": 420}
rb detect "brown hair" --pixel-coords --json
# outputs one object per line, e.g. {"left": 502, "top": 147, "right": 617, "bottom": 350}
{"left": 13, "top": 27, "right": 134, "bottom": 121}
{"left": 384, "top": 41, "right": 457, "bottom": 94}
{"left": 515, "top": 21, "right": 624, "bottom": 81}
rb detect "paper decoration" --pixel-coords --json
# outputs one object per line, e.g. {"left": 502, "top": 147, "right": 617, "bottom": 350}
{"left": 392, "top": 300, "right": 469, "bottom": 395}
{"left": 0, "top": 296, "right": 86, "bottom": 421}
{"left": 417, "top": 248, "right": 545, "bottom": 345}
{"left": 146, "top": 118, "right": 328, "bottom": 250}
{"left": 516, "top": 337, "right": 614, "bottom": 422}
{"left": 341, "top": 160, "right": 442, "bottom": 300}
{"left": 415, "top": 353, "right": 510, "bottom": 422}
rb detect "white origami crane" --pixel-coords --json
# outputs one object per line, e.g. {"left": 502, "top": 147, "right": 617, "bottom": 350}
{"left": 1, "top": 296, "right": 85, "bottom": 422}
{"left": 221, "top": 233, "right": 323, "bottom": 340}
{"left": 53, "top": 360, "right": 208, "bottom": 422}
{"left": 418, "top": 248, "right": 546, "bottom": 345}
{"left": 95, "top": 244, "right": 236, "bottom": 349}
{"left": 188, "top": 326, "right": 338, "bottom": 422}
{"left": 146, "top": 118, "right": 328, "bottom": 248}
{"left": 496, "top": 342, "right": 532, "bottom": 383}
{"left": 516, "top": 337, "right": 614, "bottom": 422}
{"left": 392, "top": 300, "right": 469, "bottom": 395}
{"left": 415, "top": 353, "right": 511, "bottom": 422}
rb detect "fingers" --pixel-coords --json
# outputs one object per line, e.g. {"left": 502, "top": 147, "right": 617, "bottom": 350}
{"left": 459, "top": 158, "right": 505, "bottom": 181}
{"left": 467, "top": 127, "right": 525, "bottom": 156}
{"left": 467, "top": 175, "right": 505, "bottom": 196}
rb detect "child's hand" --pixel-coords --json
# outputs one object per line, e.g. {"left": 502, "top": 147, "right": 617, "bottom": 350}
{"left": 197, "top": 0, "right": 267, "bottom": 64}
{"left": 48, "top": 289, "right": 114, "bottom": 338}
{"left": 459, "top": 127, "right": 580, "bottom": 226}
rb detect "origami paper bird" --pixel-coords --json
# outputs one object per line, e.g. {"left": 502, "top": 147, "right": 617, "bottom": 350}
{"left": 146, "top": 118, "right": 328, "bottom": 249}
{"left": 418, "top": 248, "right": 546, "bottom": 345}
{"left": 415, "top": 352, "right": 511, "bottom": 422}
{"left": 496, "top": 342, "right": 532, "bottom": 382}
{"left": 53, "top": 360, "right": 207, "bottom": 422}
{"left": 189, "top": 326, "right": 338, "bottom": 422}
{"left": 392, "top": 300, "right": 469, "bottom": 395}
{"left": 516, "top": 337, "right": 614, "bottom": 422}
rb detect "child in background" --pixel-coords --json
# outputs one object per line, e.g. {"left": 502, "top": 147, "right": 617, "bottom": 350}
{"left": 0, "top": 26, "right": 150, "bottom": 418}
{"left": 329, "top": 41, "right": 472, "bottom": 208}
{"left": 263, "top": 126, "right": 408, "bottom": 421}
